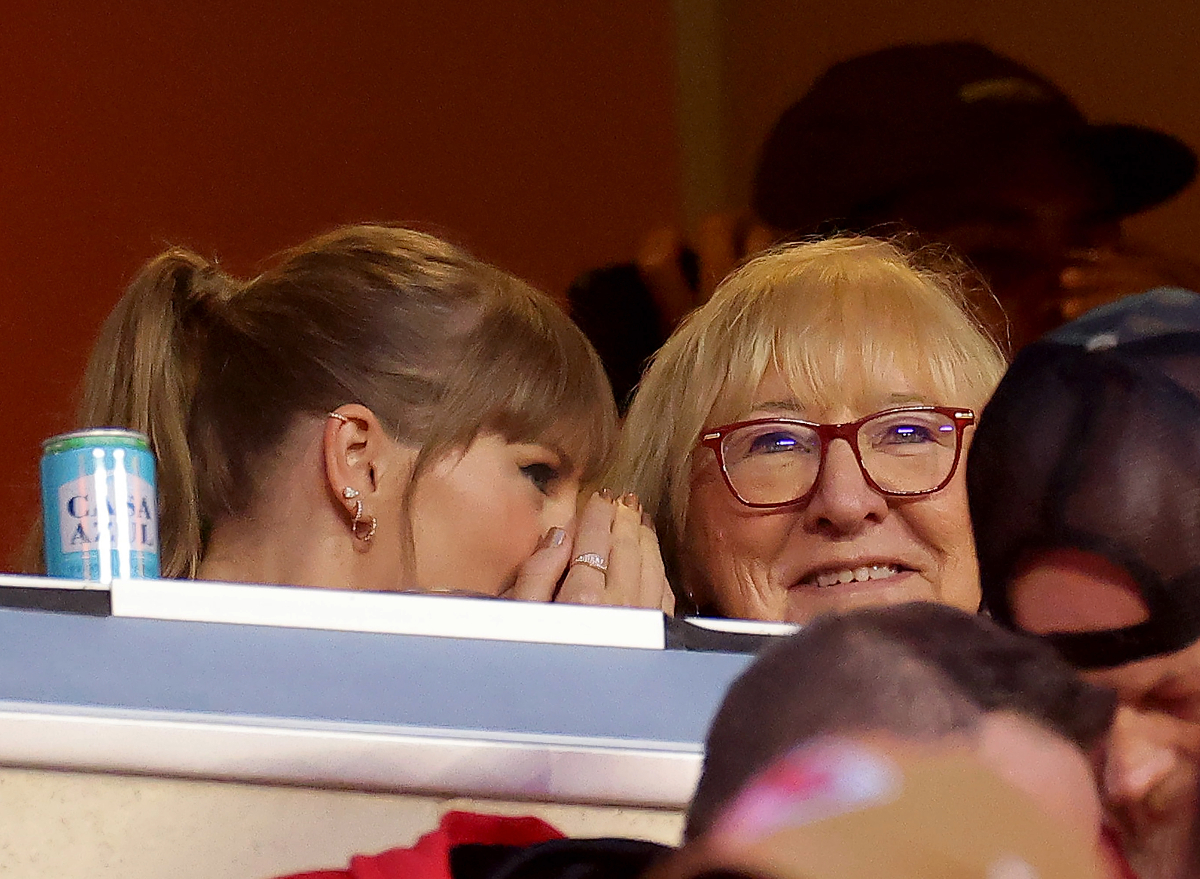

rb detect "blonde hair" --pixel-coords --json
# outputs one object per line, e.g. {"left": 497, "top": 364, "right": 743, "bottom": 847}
{"left": 26, "top": 225, "right": 616, "bottom": 578}
{"left": 607, "top": 236, "right": 1006, "bottom": 591}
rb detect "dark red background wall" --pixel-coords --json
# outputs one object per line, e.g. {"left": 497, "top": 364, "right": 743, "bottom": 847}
{"left": 0, "top": 2, "right": 681, "bottom": 565}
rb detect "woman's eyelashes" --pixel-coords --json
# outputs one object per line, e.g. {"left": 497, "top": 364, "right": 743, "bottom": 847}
{"left": 520, "top": 461, "right": 561, "bottom": 495}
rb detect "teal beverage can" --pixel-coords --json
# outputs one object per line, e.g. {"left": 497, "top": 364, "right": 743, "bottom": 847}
{"left": 40, "top": 429, "right": 160, "bottom": 581}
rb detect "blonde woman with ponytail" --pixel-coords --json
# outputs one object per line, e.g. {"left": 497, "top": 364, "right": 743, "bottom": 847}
{"left": 31, "top": 225, "right": 671, "bottom": 610}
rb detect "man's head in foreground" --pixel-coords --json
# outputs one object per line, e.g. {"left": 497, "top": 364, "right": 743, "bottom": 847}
{"left": 660, "top": 735, "right": 1103, "bottom": 879}
{"left": 972, "top": 288, "right": 1200, "bottom": 879}
{"left": 686, "top": 603, "right": 1120, "bottom": 872}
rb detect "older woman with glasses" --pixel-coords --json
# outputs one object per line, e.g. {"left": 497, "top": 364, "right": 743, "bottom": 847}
{"left": 607, "top": 236, "right": 1007, "bottom": 622}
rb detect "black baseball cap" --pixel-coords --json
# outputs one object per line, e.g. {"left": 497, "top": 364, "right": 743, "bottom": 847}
{"left": 753, "top": 42, "right": 1197, "bottom": 233}
{"left": 971, "top": 286, "right": 1200, "bottom": 668}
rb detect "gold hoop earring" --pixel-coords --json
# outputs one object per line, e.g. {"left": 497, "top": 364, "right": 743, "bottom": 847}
{"left": 361, "top": 516, "right": 378, "bottom": 542}
{"left": 350, "top": 499, "right": 377, "bottom": 542}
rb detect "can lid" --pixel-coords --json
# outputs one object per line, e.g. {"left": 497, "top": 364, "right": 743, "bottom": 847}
{"left": 42, "top": 428, "right": 151, "bottom": 454}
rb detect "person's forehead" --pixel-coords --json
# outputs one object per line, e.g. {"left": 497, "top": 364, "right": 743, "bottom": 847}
{"left": 1009, "top": 548, "right": 1149, "bottom": 632}
{"left": 742, "top": 363, "right": 943, "bottom": 418}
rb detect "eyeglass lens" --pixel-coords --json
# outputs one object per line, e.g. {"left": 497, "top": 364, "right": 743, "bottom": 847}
{"left": 721, "top": 410, "right": 960, "bottom": 505}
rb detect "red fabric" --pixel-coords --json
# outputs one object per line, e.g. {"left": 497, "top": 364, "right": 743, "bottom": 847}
{"left": 277, "top": 810, "right": 565, "bottom": 879}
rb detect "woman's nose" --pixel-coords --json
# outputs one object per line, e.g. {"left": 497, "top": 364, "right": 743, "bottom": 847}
{"left": 1105, "top": 707, "right": 1183, "bottom": 809}
{"left": 801, "top": 439, "right": 889, "bottom": 533}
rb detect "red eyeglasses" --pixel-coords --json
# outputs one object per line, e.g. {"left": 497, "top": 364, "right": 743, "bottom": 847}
{"left": 699, "top": 406, "right": 976, "bottom": 508}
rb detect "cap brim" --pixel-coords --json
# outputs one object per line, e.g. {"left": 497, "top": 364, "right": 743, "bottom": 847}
{"left": 1078, "top": 123, "right": 1197, "bottom": 217}
{"left": 752, "top": 116, "right": 1197, "bottom": 233}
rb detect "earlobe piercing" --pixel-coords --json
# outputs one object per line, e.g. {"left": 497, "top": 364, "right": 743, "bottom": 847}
{"left": 341, "top": 486, "right": 375, "bottom": 542}
{"left": 351, "top": 501, "right": 378, "bottom": 543}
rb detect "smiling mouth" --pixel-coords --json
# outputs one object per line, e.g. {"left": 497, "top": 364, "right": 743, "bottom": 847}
{"left": 799, "top": 564, "right": 911, "bottom": 589}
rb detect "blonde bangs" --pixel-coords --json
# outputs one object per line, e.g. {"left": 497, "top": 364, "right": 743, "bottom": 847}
{"left": 770, "top": 281, "right": 1000, "bottom": 412}
{"left": 703, "top": 239, "right": 1005, "bottom": 424}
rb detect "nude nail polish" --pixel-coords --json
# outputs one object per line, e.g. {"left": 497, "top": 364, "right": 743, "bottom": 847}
{"left": 540, "top": 526, "right": 567, "bottom": 549}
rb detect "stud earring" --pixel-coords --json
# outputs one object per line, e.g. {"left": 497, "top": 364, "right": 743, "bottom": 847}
{"left": 342, "top": 486, "right": 361, "bottom": 499}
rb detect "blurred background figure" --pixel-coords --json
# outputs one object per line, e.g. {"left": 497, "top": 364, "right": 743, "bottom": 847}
{"left": 970, "top": 287, "right": 1200, "bottom": 879}
{"left": 751, "top": 42, "right": 1198, "bottom": 346}
{"left": 571, "top": 41, "right": 1198, "bottom": 405}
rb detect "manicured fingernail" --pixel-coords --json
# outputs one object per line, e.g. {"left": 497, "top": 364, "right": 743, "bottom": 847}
{"left": 598, "top": 487, "right": 614, "bottom": 501}
{"left": 539, "top": 527, "right": 567, "bottom": 549}
{"left": 620, "top": 491, "right": 639, "bottom": 509}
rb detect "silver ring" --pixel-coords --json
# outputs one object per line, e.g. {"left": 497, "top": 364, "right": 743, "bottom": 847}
{"left": 571, "top": 552, "right": 608, "bottom": 574}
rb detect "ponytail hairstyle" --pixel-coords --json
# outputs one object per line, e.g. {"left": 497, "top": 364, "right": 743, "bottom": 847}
{"left": 15, "top": 253, "right": 238, "bottom": 576}
{"left": 75, "top": 252, "right": 240, "bottom": 577}
{"left": 63, "top": 225, "right": 617, "bottom": 578}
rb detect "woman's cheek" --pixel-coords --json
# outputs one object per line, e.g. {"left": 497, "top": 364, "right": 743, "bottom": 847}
{"left": 901, "top": 485, "right": 980, "bottom": 609}
{"left": 689, "top": 510, "right": 781, "bottom": 618}
{"left": 504, "top": 500, "right": 546, "bottom": 566}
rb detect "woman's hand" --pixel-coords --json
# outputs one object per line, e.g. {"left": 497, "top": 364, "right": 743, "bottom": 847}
{"left": 504, "top": 491, "right": 675, "bottom": 613}
{"left": 557, "top": 490, "right": 675, "bottom": 613}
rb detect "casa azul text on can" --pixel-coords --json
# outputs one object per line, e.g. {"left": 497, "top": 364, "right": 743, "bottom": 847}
{"left": 41, "top": 429, "right": 160, "bottom": 581}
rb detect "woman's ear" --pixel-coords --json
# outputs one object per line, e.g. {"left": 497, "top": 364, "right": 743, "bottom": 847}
{"left": 323, "top": 405, "right": 415, "bottom": 535}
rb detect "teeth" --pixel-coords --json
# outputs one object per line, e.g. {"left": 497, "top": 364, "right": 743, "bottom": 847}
{"left": 811, "top": 565, "right": 900, "bottom": 588}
